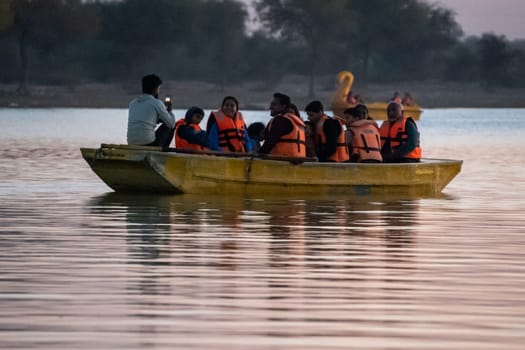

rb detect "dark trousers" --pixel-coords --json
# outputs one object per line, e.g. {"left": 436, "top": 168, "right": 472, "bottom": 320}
{"left": 147, "top": 123, "right": 175, "bottom": 150}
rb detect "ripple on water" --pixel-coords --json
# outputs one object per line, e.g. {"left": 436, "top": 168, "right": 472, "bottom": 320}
{"left": 1, "top": 108, "right": 525, "bottom": 349}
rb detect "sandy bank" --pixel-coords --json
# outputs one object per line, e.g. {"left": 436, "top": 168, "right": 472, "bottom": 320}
{"left": 1, "top": 76, "right": 524, "bottom": 109}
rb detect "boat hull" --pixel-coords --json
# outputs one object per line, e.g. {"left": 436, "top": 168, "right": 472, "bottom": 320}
{"left": 81, "top": 145, "right": 462, "bottom": 197}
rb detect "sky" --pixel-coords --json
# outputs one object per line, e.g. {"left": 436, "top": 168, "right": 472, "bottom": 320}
{"left": 437, "top": 0, "right": 525, "bottom": 39}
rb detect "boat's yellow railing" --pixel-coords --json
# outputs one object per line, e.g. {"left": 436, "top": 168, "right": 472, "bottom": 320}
{"left": 97, "top": 144, "right": 318, "bottom": 164}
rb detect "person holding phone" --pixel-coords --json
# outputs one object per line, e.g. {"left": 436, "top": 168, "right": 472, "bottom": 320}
{"left": 127, "top": 74, "right": 175, "bottom": 150}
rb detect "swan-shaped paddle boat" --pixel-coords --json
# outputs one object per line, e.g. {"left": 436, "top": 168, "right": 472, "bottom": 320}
{"left": 331, "top": 71, "right": 423, "bottom": 120}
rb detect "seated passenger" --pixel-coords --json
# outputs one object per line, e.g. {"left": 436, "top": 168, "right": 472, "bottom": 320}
{"left": 343, "top": 105, "right": 382, "bottom": 163}
{"left": 346, "top": 90, "right": 361, "bottom": 105}
{"left": 389, "top": 91, "right": 402, "bottom": 104}
{"left": 288, "top": 103, "right": 301, "bottom": 118}
{"left": 207, "top": 96, "right": 252, "bottom": 153}
{"left": 127, "top": 74, "right": 175, "bottom": 150}
{"left": 379, "top": 102, "right": 422, "bottom": 163}
{"left": 247, "top": 122, "right": 265, "bottom": 153}
{"left": 402, "top": 92, "right": 414, "bottom": 106}
{"left": 305, "top": 100, "right": 349, "bottom": 162}
{"left": 259, "top": 93, "right": 306, "bottom": 158}
{"left": 175, "top": 106, "right": 209, "bottom": 151}
{"left": 303, "top": 120, "right": 317, "bottom": 158}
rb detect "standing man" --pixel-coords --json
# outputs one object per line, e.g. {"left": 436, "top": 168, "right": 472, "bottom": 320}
{"left": 127, "top": 74, "right": 175, "bottom": 150}
{"left": 379, "top": 102, "right": 422, "bottom": 163}
{"left": 305, "top": 100, "right": 349, "bottom": 162}
{"left": 259, "top": 93, "right": 306, "bottom": 158}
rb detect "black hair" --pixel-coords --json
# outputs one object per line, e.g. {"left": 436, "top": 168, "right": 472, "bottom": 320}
{"left": 273, "top": 92, "right": 291, "bottom": 109}
{"left": 305, "top": 100, "right": 324, "bottom": 113}
{"left": 289, "top": 103, "right": 301, "bottom": 117}
{"left": 142, "top": 74, "right": 162, "bottom": 94}
{"left": 247, "top": 122, "right": 265, "bottom": 139}
{"left": 344, "top": 104, "right": 368, "bottom": 120}
{"left": 185, "top": 106, "right": 205, "bottom": 122}
{"left": 222, "top": 96, "right": 239, "bottom": 110}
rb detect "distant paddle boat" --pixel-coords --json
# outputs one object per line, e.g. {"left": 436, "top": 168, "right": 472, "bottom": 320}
{"left": 81, "top": 144, "right": 461, "bottom": 196}
{"left": 331, "top": 71, "right": 423, "bottom": 120}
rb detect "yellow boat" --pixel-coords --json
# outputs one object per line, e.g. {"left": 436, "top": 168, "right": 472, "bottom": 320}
{"left": 331, "top": 71, "right": 423, "bottom": 120}
{"left": 81, "top": 144, "right": 462, "bottom": 197}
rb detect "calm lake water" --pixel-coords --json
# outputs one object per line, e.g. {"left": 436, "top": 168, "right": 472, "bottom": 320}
{"left": 1, "top": 108, "right": 525, "bottom": 349}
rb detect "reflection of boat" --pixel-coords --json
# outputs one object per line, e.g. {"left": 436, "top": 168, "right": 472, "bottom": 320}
{"left": 331, "top": 71, "right": 423, "bottom": 120}
{"left": 81, "top": 144, "right": 462, "bottom": 196}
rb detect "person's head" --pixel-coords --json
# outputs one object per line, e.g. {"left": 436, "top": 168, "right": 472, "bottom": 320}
{"left": 221, "top": 96, "right": 239, "bottom": 117}
{"left": 142, "top": 74, "right": 162, "bottom": 97}
{"left": 305, "top": 100, "right": 324, "bottom": 123}
{"left": 403, "top": 92, "right": 414, "bottom": 105}
{"left": 270, "top": 92, "right": 291, "bottom": 116}
{"left": 344, "top": 104, "right": 368, "bottom": 123}
{"left": 185, "top": 106, "right": 205, "bottom": 124}
{"left": 288, "top": 103, "right": 301, "bottom": 117}
{"left": 247, "top": 122, "right": 265, "bottom": 141}
{"left": 387, "top": 101, "right": 404, "bottom": 122}
{"left": 343, "top": 107, "right": 357, "bottom": 125}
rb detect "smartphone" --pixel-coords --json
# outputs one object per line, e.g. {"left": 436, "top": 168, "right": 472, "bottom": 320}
{"left": 164, "top": 95, "right": 171, "bottom": 103}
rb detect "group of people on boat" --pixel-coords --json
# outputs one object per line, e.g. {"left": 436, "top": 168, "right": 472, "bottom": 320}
{"left": 127, "top": 74, "right": 422, "bottom": 163}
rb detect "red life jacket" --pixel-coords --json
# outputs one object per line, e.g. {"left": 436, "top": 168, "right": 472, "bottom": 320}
{"left": 175, "top": 119, "right": 207, "bottom": 151}
{"left": 209, "top": 111, "right": 247, "bottom": 152}
{"left": 267, "top": 113, "right": 306, "bottom": 157}
{"left": 316, "top": 115, "right": 349, "bottom": 162}
{"left": 379, "top": 117, "right": 422, "bottom": 159}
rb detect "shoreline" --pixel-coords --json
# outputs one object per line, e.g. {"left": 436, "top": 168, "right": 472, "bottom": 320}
{"left": 2, "top": 77, "right": 525, "bottom": 109}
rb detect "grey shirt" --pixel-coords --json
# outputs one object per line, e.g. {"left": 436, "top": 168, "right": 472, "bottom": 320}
{"left": 127, "top": 94, "right": 175, "bottom": 145}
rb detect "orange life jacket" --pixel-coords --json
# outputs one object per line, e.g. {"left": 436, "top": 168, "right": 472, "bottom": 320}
{"left": 175, "top": 119, "right": 207, "bottom": 151}
{"left": 316, "top": 115, "right": 349, "bottom": 162}
{"left": 210, "top": 111, "right": 247, "bottom": 152}
{"left": 267, "top": 113, "right": 306, "bottom": 157}
{"left": 379, "top": 117, "right": 422, "bottom": 159}
{"left": 347, "top": 119, "right": 383, "bottom": 162}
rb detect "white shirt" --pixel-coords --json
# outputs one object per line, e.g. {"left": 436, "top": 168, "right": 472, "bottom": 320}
{"left": 127, "top": 94, "right": 175, "bottom": 145}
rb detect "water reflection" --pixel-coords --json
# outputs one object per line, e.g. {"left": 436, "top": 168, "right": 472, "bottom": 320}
{"left": 81, "top": 191, "right": 525, "bottom": 349}
{"left": 90, "top": 193, "right": 421, "bottom": 269}
{"left": 89, "top": 193, "right": 421, "bottom": 304}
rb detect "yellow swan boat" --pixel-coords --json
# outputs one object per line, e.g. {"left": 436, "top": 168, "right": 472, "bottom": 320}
{"left": 331, "top": 71, "right": 423, "bottom": 120}
{"left": 81, "top": 144, "right": 461, "bottom": 197}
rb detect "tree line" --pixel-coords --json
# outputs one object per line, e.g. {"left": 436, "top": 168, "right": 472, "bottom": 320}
{"left": 0, "top": 0, "right": 524, "bottom": 96}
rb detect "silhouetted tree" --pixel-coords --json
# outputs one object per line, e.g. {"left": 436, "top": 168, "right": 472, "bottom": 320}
{"left": 5, "top": 0, "right": 98, "bottom": 94}
{"left": 342, "top": 0, "right": 461, "bottom": 83}
{"left": 197, "top": 0, "right": 248, "bottom": 89}
{"left": 479, "top": 33, "right": 515, "bottom": 88}
{"left": 0, "top": 1, "right": 13, "bottom": 31}
{"left": 256, "top": 0, "right": 346, "bottom": 97}
{"left": 444, "top": 37, "right": 478, "bottom": 82}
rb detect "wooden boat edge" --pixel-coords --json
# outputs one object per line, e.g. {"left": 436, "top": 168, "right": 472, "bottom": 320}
{"left": 80, "top": 145, "right": 462, "bottom": 196}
